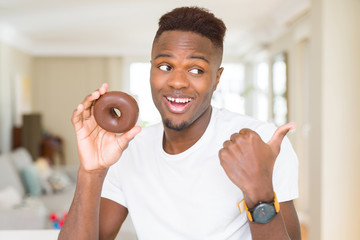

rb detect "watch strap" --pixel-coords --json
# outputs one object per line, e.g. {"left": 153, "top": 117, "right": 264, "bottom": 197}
{"left": 238, "top": 192, "right": 280, "bottom": 222}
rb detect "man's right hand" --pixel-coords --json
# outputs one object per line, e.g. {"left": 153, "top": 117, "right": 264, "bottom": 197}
{"left": 71, "top": 83, "right": 141, "bottom": 172}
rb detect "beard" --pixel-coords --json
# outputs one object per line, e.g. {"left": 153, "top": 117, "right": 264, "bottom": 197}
{"left": 164, "top": 119, "right": 189, "bottom": 131}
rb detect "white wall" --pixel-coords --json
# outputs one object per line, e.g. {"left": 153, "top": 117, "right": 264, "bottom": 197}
{"left": 309, "top": 0, "right": 360, "bottom": 239}
{"left": 268, "top": 1, "right": 360, "bottom": 239}
{"left": 32, "top": 57, "right": 124, "bottom": 165}
{"left": 0, "top": 41, "right": 32, "bottom": 154}
{"left": 0, "top": 41, "right": 11, "bottom": 153}
{"left": 319, "top": 0, "right": 360, "bottom": 239}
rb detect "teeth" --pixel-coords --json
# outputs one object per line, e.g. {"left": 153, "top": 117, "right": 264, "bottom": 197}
{"left": 167, "top": 97, "right": 192, "bottom": 103}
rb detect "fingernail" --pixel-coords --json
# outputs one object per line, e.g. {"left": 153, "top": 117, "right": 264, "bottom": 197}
{"left": 289, "top": 125, "right": 296, "bottom": 133}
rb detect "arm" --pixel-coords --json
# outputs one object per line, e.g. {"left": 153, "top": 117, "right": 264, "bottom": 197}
{"left": 58, "top": 83, "right": 141, "bottom": 240}
{"left": 99, "top": 198, "right": 129, "bottom": 240}
{"left": 219, "top": 124, "right": 301, "bottom": 240}
{"left": 248, "top": 201, "right": 301, "bottom": 240}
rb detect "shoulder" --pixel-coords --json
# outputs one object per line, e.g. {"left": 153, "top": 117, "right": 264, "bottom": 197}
{"left": 121, "top": 122, "right": 163, "bottom": 158}
{"left": 131, "top": 122, "right": 163, "bottom": 145}
{"left": 108, "top": 122, "right": 163, "bottom": 176}
{"left": 212, "top": 107, "right": 276, "bottom": 141}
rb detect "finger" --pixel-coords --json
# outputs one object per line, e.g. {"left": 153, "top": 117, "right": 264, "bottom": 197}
{"left": 223, "top": 140, "right": 232, "bottom": 148}
{"left": 90, "top": 83, "right": 109, "bottom": 117}
{"left": 116, "top": 126, "right": 142, "bottom": 151}
{"left": 268, "top": 123, "right": 296, "bottom": 156}
{"left": 82, "top": 83, "right": 108, "bottom": 119}
{"left": 99, "top": 83, "right": 109, "bottom": 95}
{"left": 71, "top": 104, "right": 84, "bottom": 131}
{"left": 238, "top": 128, "right": 262, "bottom": 143}
{"left": 80, "top": 93, "right": 97, "bottom": 120}
{"left": 239, "top": 128, "right": 251, "bottom": 135}
{"left": 230, "top": 133, "right": 239, "bottom": 142}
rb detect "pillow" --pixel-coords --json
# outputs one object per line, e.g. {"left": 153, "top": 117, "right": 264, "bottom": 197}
{"left": 35, "top": 157, "right": 54, "bottom": 194}
{"left": 47, "top": 170, "right": 72, "bottom": 192}
{"left": 0, "top": 186, "right": 22, "bottom": 209}
{"left": 21, "top": 164, "right": 43, "bottom": 196}
{"left": 0, "top": 154, "right": 26, "bottom": 197}
{"left": 35, "top": 157, "right": 51, "bottom": 174}
{"left": 10, "top": 147, "right": 33, "bottom": 171}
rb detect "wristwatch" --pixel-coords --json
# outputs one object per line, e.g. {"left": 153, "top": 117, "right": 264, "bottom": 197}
{"left": 238, "top": 193, "right": 280, "bottom": 224}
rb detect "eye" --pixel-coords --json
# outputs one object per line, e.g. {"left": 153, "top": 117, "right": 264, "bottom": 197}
{"left": 189, "top": 68, "right": 204, "bottom": 74}
{"left": 159, "top": 64, "right": 172, "bottom": 72}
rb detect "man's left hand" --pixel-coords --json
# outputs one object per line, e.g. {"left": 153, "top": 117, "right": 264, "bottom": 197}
{"left": 218, "top": 123, "right": 296, "bottom": 208}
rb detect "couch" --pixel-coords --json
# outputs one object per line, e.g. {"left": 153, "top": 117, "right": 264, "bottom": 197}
{"left": 0, "top": 147, "right": 137, "bottom": 239}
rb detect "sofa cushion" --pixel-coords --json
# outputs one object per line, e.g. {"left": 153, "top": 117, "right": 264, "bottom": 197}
{"left": 0, "top": 154, "right": 26, "bottom": 197}
{"left": 10, "top": 147, "right": 33, "bottom": 171}
{"left": 0, "top": 198, "right": 47, "bottom": 229}
{"left": 21, "top": 164, "right": 43, "bottom": 196}
{"left": 40, "top": 185, "right": 76, "bottom": 213}
{"left": 0, "top": 186, "right": 22, "bottom": 209}
{"left": 35, "top": 158, "right": 54, "bottom": 194}
{"left": 47, "top": 170, "right": 72, "bottom": 192}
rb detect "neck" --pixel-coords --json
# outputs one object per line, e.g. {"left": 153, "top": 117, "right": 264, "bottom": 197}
{"left": 162, "top": 107, "right": 212, "bottom": 154}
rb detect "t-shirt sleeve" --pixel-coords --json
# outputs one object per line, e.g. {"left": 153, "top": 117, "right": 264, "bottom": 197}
{"left": 256, "top": 123, "right": 299, "bottom": 203}
{"left": 101, "top": 161, "right": 128, "bottom": 208}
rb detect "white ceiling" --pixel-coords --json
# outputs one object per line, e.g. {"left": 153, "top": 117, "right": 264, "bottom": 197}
{"left": 0, "top": 0, "right": 310, "bottom": 57}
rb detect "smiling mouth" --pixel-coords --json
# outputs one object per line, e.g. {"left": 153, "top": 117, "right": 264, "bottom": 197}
{"left": 165, "top": 96, "right": 193, "bottom": 113}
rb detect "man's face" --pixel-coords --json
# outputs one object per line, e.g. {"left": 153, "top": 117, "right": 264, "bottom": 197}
{"left": 150, "top": 30, "right": 223, "bottom": 131}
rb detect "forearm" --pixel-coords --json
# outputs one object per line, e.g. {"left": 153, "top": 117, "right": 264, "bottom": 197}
{"left": 246, "top": 198, "right": 301, "bottom": 240}
{"left": 59, "top": 168, "right": 108, "bottom": 240}
{"left": 249, "top": 212, "right": 290, "bottom": 240}
{"left": 244, "top": 191, "right": 301, "bottom": 240}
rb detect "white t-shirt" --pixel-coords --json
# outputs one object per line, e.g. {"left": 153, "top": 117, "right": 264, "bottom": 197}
{"left": 101, "top": 108, "right": 298, "bottom": 240}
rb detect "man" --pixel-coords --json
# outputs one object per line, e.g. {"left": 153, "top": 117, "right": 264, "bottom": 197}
{"left": 59, "top": 7, "right": 301, "bottom": 240}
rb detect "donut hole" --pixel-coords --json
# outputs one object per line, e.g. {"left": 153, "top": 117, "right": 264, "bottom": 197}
{"left": 111, "top": 108, "right": 122, "bottom": 118}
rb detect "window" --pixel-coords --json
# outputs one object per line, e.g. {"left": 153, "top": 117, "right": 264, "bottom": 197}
{"left": 253, "top": 62, "right": 270, "bottom": 122}
{"left": 129, "top": 62, "right": 160, "bottom": 126}
{"left": 272, "top": 53, "right": 288, "bottom": 126}
{"left": 211, "top": 63, "right": 245, "bottom": 114}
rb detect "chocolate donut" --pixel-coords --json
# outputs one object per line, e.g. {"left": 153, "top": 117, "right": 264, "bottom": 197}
{"left": 93, "top": 91, "right": 139, "bottom": 133}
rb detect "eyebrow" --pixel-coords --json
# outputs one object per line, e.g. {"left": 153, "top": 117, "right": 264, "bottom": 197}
{"left": 154, "top": 54, "right": 172, "bottom": 59}
{"left": 154, "top": 54, "right": 210, "bottom": 63}
{"left": 190, "top": 56, "right": 209, "bottom": 63}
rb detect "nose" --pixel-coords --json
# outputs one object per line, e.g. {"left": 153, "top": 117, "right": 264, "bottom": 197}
{"left": 167, "top": 69, "right": 190, "bottom": 89}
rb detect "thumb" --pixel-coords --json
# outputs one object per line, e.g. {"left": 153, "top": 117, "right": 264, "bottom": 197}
{"left": 268, "top": 123, "right": 296, "bottom": 156}
{"left": 117, "top": 125, "right": 142, "bottom": 150}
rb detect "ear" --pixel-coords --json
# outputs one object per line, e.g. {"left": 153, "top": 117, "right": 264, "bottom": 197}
{"left": 214, "top": 67, "right": 224, "bottom": 91}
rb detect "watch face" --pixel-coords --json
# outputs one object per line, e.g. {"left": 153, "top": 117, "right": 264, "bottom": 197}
{"left": 252, "top": 203, "right": 277, "bottom": 224}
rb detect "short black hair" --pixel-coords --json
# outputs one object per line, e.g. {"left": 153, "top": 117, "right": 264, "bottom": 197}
{"left": 154, "top": 6, "right": 226, "bottom": 52}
